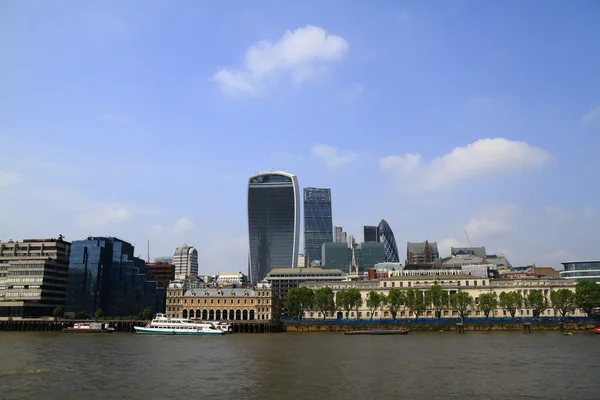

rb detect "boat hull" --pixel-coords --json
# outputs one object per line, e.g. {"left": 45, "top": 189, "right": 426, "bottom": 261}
{"left": 594, "top": 328, "right": 600, "bottom": 334}
{"left": 344, "top": 329, "right": 410, "bottom": 335}
{"left": 134, "top": 327, "right": 224, "bottom": 335}
{"left": 61, "top": 329, "right": 114, "bottom": 333}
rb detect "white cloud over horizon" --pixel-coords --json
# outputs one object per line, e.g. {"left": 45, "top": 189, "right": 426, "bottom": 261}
{"left": 0, "top": 171, "right": 22, "bottom": 187}
{"left": 310, "top": 144, "right": 357, "bottom": 167}
{"left": 380, "top": 138, "right": 552, "bottom": 191}
{"left": 213, "top": 25, "right": 349, "bottom": 94}
{"left": 581, "top": 104, "right": 600, "bottom": 124}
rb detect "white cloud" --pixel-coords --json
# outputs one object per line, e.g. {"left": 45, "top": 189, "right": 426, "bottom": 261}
{"left": 464, "top": 204, "right": 519, "bottom": 239}
{"left": 581, "top": 104, "right": 600, "bottom": 124}
{"left": 76, "top": 207, "right": 132, "bottom": 228}
{"left": 213, "top": 25, "right": 349, "bottom": 94}
{"left": 0, "top": 171, "right": 21, "bottom": 187}
{"left": 310, "top": 144, "right": 357, "bottom": 167}
{"left": 438, "top": 238, "right": 466, "bottom": 258}
{"left": 380, "top": 138, "right": 551, "bottom": 190}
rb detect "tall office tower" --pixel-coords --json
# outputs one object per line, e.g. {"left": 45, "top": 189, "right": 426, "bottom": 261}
{"left": 377, "top": 219, "right": 400, "bottom": 263}
{"left": 303, "top": 187, "right": 333, "bottom": 266}
{"left": 347, "top": 235, "right": 356, "bottom": 249}
{"left": 335, "top": 226, "right": 343, "bottom": 243}
{"left": 67, "top": 236, "right": 164, "bottom": 317}
{"left": 363, "top": 226, "right": 378, "bottom": 243}
{"left": 0, "top": 237, "right": 71, "bottom": 317}
{"left": 172, "top": 244, "right": 199, "bottom": 278}
{"left": 247, "top": 171, "right": 300, "bottom": 283}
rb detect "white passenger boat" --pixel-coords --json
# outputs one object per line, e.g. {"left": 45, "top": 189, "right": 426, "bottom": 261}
{"left": 195, "top": 319, "right": 233, "bottom": 333}
{"left": 134, "top": 314, "right": 224, "bottom": 335}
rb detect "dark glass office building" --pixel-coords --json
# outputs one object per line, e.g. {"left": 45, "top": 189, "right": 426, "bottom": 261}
{"left": 364, "top": 226, "right": 378, "bottom": 243}
{"left": 66, "top": 237, "right": 165, "bottom": 317}
{"left": 248, "top": 171, "right": 300, "bottom": 283}
{"left": 377, "top": 219, "right": 400, "bottom": 263}
{"left": 304, "top": 187, "right": 333, "bottom": 266}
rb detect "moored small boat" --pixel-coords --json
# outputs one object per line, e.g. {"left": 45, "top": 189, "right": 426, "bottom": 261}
{"left": 62, "top": 322, "right": 115, "bottom": 333}
{"left": 344, "top": 329, "right": 410, "bottom": 336}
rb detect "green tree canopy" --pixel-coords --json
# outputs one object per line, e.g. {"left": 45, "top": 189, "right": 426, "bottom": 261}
{"left": 575, "top": 280, "right": 600, "bottom": 317}
{"left": 499, "top": 291, "right": 523, "bottom": 318}
{"left": 335, "top": 288, "right": 363, "bottom": 320}
{"left": 366, "top": 291, "right": 383, "bottom": 320}
{"left": 347, "top": 288, "right": 363, "bottom": 320}
{"left": 74, "top": 311, "right": 89, "bottom": 320}
{"left": 138, "top": 307, "right": 154, "bottom": 320}
{"left": 285, "top": 287, "right": 315, "bottom": 319}
{"left": 550, "top": 289, "right": 576, "bottom": 318}
{"left": 525, "top": 290, "right": 548, "bottom": 318}
{"left": 386, "top": 288, "right": 406, "bottom": 321}
{"left": 52, "top": 306, "right": 65, "bottom": 318}
{"left": 313, "top": 287, "right": 336, "bottom": 321}
{"left": 477, "top": 293, "right": 498, "bottom": 318}
{"left": 425, "top": 285, "right": 450, "bottom": 318}
{"left": 405, "top": 289, "right": 426, "bottom": 320}
{"left": 450, "top": 291, "right": 474, "bottom": 321}
{"left": 95, "top": 308, "right": 105, "bottom": 319}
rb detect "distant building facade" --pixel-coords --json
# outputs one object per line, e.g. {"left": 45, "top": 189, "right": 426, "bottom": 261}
{"left": 363, "top": 226, "right": 378, "bottom": 243}
{"left": 335, "top": 225, "right": 347, "bottom": 244}
{"left": 264, "top": 267, "right": 346, "bottom": 305}
{"left": 303, "top": 188, "right": 333, "bottom": 266}
{"left": 321, "top": 242, "right": 351, "bottom": 271}
{"left": 560, "top": 260, "right": 600, "bottom": 284}
{"left": 301, "top": 276, "right": 584, "bottom": 320}
{"left": 0, "top": 237, "right": 71, "bottom": 317}
{"left": 172, "top": 244, "right": 198, "bottom": 279}
{"left": 406, "top": 241, "right": 440, "bottom": 264}
{"left": 247, "top": 171, "right": 300, "bottom": 283}
{"left": 66, "top": 237, "right": 165, "bottom": 317}
{"left": 166, "top": 281, "right": 280, "bottom": 321}
{"left": 355, "top": 242, "right": 386, "bottom": 274}
{"left": 146, "top": 262, "right": 176, "bottom": 287}
{"left": 154, "top": 256, "right": 173, "bottom": 264}
{"left": 216, "top": 272, "right": 248, "bottom": 286}
{"left": 377, "top": 219, "right": 400, "bottom": 263}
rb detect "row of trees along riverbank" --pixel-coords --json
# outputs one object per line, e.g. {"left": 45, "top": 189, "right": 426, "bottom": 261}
{"left": 284, "top": 280, "right": 600, "bottom": 321}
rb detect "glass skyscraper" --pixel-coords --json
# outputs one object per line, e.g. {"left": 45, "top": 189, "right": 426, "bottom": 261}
{"left": 377, "top": 219, "right": 400, "bottom": 263}
{"left": 66, "top": 237, "right": 165, "bottom": 317}
{"left": 247, "top": 171, "right": 300, "bottom": 283}
{"left": 303, "top": 187, "right": 333, "bottom": 266}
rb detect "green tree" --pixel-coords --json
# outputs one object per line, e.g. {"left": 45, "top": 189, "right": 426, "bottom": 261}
{"left": 477, "top": 293, "right": 498, "bottom": 318}
{"left": 499, "top": 291, "right": 523, "bottom": 319}
{"left": 95, "top": 308, "right": 105, "bottom": 320}
{"left": 366, "top": 291, "right": 383, "bottom": 320}
{"left": 450, "top": 291, "right": 474, "bottom": 321}
{"left": 386, "top": 288, "right": 406, "bottom": 321}
{"left": 313, "top": 287, "right": 336, "bottom": 321}
{"left": 137, "top": 307, "right": 154, "bottom": 320}
{"left": 405, "top": 289, "right": 426, "bottom": 320}
{"left": 285, "top": 287, "right": 315, "bottom": 319}
{"left": 425, "top": 285, "right": 449, "bottom": 318}
{"left": 347, "top": 288, "right": 363, "bottom": 320}
{"left": 575, "top": 280, "right": 600, "bottom": 317}
{"left": 550, "top": 289, "right": 576, "bottom": 319}
{"left": 525, "top": 290, "right": 548, "bottom": 319}
{"left": 74, "top": 311, "right": 89, "bottom": 320}
{"left": 52, "top": 306, "right": 65, "bottom": 318}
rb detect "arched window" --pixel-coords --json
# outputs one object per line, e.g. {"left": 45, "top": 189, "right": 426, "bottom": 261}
{"left": 242, "top": 310, "right": 248, "bottom": 320}
{"left": 215, "top": 310, "right": 221, "bottom": 320}
{"left": 249, "top": 310, "right": 255, "bottom": 320}
{"left": 202, "top": 310, "right": 208, "bottom": 320}
{"left": 182, "top": 309, "right": 188, "bottom": 319}
{"left": 236, "top": 310, "right": 241, "bottom": 320}
{"left": 229, "top": 309, "right": 235, "bottom": 320}
{"left": 209, "top": 310, "right": 215, "bottom": 320}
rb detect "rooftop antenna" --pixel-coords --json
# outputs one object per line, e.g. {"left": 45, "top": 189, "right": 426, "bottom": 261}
{"left": 147, "top": 239, "right": 150, "bottom": 263}
{"left": 464, "top": 231, "right": 473, "bottom": 248}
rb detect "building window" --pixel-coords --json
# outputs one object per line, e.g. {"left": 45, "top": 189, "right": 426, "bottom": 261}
{"left": 383, "top": 282, "right": 387, "bottom": 287}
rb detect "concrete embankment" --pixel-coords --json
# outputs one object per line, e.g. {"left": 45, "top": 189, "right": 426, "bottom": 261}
{"left": 284, "top": 321, "right": 598, "bottom": 333}
{"left": 0, "top": 319, "right": 283, "bottom": 333}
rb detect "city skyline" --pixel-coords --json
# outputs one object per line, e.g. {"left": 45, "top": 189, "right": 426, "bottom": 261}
{"left": 1, "top": 2, "right": 599, "bottom": 274}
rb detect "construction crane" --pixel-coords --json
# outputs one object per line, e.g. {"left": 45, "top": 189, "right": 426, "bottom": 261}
{"left": 464, "top": 231, "right": 473, "bottom": 248}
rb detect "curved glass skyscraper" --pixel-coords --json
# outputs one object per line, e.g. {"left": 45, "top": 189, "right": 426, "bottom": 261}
{"left": 303, "top": 187, "right": 333, "bottom": 266}
{"left": 377, "top": 219, "right": 400, "bottom": 263}
{"left": 248, "top": 171, "right": 300, "bottom": 283}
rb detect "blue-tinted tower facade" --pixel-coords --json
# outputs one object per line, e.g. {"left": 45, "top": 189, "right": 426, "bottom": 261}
{"left": 248, "top": 171, "right": 300, "bottom": 283}
{"left": 66, "top": 237, "right": 165, "bottom": 317}
{"left": 303, "top": 187, "right": 333, "bottom": 266}
{"left": 377, "top": 219, "right": 400, "bottom": 263}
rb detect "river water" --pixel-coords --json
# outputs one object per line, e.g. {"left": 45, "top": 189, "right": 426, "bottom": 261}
{"left": 0, "top": 331, "right": 598, "bottom": 400}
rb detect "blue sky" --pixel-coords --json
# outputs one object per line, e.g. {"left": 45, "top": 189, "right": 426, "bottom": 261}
{"left": 1, "top": 1, "right": 599, "bottom": 274}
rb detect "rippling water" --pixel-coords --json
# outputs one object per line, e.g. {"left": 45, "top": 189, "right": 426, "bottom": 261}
{"left": 0, "top": 331, "right": 599, "bottom": 400}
